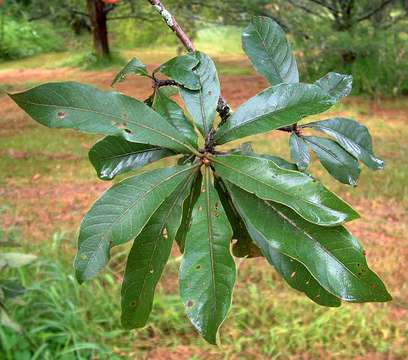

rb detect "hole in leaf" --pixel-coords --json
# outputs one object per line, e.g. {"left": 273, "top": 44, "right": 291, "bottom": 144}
{"left": 131, "top": 300, "right": 139, "bottom": 307}
{"left": 201, "top": 187, "right": 206, "bottom": 193}
{"left": 231, "top": 239, "right": 238, "bottom": 245}
{"left": 290, "top": 271, "right": 296, "bottom": 278}
{"left": 57, "top": 111, "right": 66, "bottom": 119}
{"left": 124, "top": 128, "right": 133, "bottom": 134}
{"left": 315, "top": 294, "right": 321, "bottom": 298}
{"left": 198, "top": 206, "right": 203, "bottom": 211}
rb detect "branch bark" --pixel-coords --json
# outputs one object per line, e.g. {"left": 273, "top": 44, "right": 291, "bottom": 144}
{"left": 147, "top": 0, "right": 231, "bottom": 125}
{"left": 146, "top": 0, "right": 294, "bottom": 134}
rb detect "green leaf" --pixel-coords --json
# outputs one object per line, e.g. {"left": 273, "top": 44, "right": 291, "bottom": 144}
{"left": 180, "top": 167, "right": 236, "bottom": 344}
{"left": 304, "top": 136, "right": 361, "bottom": 186}
{"left": 242, "top": 16, "right": 299, "bottom": 85}
{"left": 315, "top": 73, "right": 352, "bottom": 102}
{"left": 89, "top": 136, "right": 173, "bottom": 180}
{"left": 156, "top": 54, "right": 200, "bottom": 90}
{"left": 305, "top": 118, "right": 384, "bottom": 170}
{"left": 290, "top": 133, "right": 311, "bottom": 170}
{"left": 224, "top": 183, "right": 391, "bottom": 303}
{"left": 111, "top": 57, "right": 150, "bottom": 86}
{"left": 215, "top": 83, "right": 334, "bottom": 145}
{"left": 215, "top": 178, "right": 262, "bottom": 258}
{"left": 121, "top": 172, "right": 197, "bottom": 329}
{"left": 234, "top": 148, "right": 298, "bottom": 171}
{"left": 211, "top": 154, "right": 359, "bottom": 226}
{"left": 175, "top": 172, "right": 202, "bottom": 253}
{"left": 10, "top": 82, "right": 199, "bottom": 155}
{"left": 74, "top": 164, "right": 197, "bottom": 283}
{"left": 225, "top": 182, "right": 340, "bottom": 306}
{"left": 180, "top": 52, "right": 221, "bottom": 135}
{"left": 153, "top": 88, "right": 198, "bottom": 147}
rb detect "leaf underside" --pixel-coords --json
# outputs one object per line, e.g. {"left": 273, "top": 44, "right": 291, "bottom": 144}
{"left": 89, "top": 136, "right": 174, "bottom": 180}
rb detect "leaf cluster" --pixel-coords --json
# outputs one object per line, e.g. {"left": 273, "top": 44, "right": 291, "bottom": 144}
{"left": 9, "top": 16, "right": 390, "bottom": 344}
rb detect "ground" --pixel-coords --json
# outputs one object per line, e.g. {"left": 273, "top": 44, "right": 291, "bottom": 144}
{"left": 0, "top": 52, "right": 407, "bottom": 359}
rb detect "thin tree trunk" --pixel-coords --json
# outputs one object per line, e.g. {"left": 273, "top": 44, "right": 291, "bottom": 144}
{"left": 87, "top": 0, "right": 110, "bottom": 58}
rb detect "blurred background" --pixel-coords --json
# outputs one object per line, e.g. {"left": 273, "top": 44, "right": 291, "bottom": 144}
{"left": 0, "top": 0, "right": 407, "bottom": 359}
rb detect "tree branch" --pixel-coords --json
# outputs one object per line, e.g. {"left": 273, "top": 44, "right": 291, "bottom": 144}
{"left": 147, "top": 0, "right": 231, "bottom": 126}
{"left": 356, "top": 0, "right": 394, "bottom": 22}
{"left": 147, "top": 0, "right": 195, "bottom": 52}
{"left": 305, "top": 0, "right": 339, "bottom": 13}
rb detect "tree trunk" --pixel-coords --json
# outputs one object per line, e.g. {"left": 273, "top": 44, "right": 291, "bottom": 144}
{"left": 87, "top": 0, "right": 110, "bottom": 58}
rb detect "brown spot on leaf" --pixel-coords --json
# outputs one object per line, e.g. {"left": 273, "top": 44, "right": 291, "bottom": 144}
{"left": 57, "top": 111, "right": 66, "bottom": 119}
{"left": 291, "top": 271, "right": 296, "bottom": 278}
{"left": 187, "top": 300, "right": 194, "bottom": 308}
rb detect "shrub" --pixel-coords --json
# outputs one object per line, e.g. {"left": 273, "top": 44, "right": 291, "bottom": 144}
{"left": 0, "top": 17, "right": 64, "bottom": 61}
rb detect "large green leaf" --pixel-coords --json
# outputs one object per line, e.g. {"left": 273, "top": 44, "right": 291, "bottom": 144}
{"left": 179, "top": 167, "right": 236, "bottom": 344}
{"left": 211, "top": 154, "right": 359, "bottom": 226}
{"left": 156, "top": 54, "right": 200, "bottom": 90}
{"left": 215, "top": 178, "right": 262, "bottom": 258}
{"left": 180, "top": 52, "right": 220, "bottom": 135}
{"left": 153, "top": 88, "right": 198, "bottom": 147}
{"left": 226, "top": 183, "right": 391, "bottom": 303}
{"left": 10, "top": 82, "right": 199, "bottom": 155}
{"left": 121, "top": 172, "right": 197, "bottom": 329}
{"left": 315, "top": 73, "right": 352, "bottom": 102}
{"left": 305, "top": 136, "right": 361, "bottom": 186}
{"left": 111, "top": 57, "right": 150, "bottom": 86}
{"left": 242, "top": 16, "right": 299, "bottom": 85}
{"left": 225, "top": 182, "right": 340, "bottom": 306}
{"left": 215, "top": 83, "right": 334, "bottom": 145}
{"left": 290, "top": 133, "right": 310, "bottom": 170}
{"left": 74, "top": 164, "right": 197, "bottom": 283}
{"left": 89, "top": 136, "right": 173, "bottom": 180}
{"left": 305, "top": 118, "right": 384, "bottom": 170}
{"left": 175, "top": 171, "right": 202, "bottom": 253}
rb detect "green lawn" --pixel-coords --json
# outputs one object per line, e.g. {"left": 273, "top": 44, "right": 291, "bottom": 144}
{"left": 0, "top": 50, "right": 407, "bottom": 359}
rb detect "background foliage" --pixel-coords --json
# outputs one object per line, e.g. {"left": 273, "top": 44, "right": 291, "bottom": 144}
{"left": 0, "top": 0, "right": 407, "bottom": 95}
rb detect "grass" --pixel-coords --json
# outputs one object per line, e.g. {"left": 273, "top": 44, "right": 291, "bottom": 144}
{"left": 1, "top": 227, "right": 406, "bottom": 359}
{"left": 0, "top": 50, "right": 407, "bottom": 358}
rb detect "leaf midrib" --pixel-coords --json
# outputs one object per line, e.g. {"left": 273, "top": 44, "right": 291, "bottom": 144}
{"left": 204, "top": 167, "right": 218, "bottom": 314}
{"left": 123, "top": 170, "right": 197, "bottom": 297}
{"left": 263, "top": 201, "right": 363, "bottom": 284}
{"left": 309, "top": 124, "right": 371, "bottom": 154}
{"left": 212, "top": 156, "right": 339, "bottom": 219}
{"left": 218, "top": 86, "right": 329, "bottom": 140}
{"left": 80, "top": 166, "right": 197, "bottom": 273}
{"left": 15, "top": 98, "right": 198, "bottom": 155}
